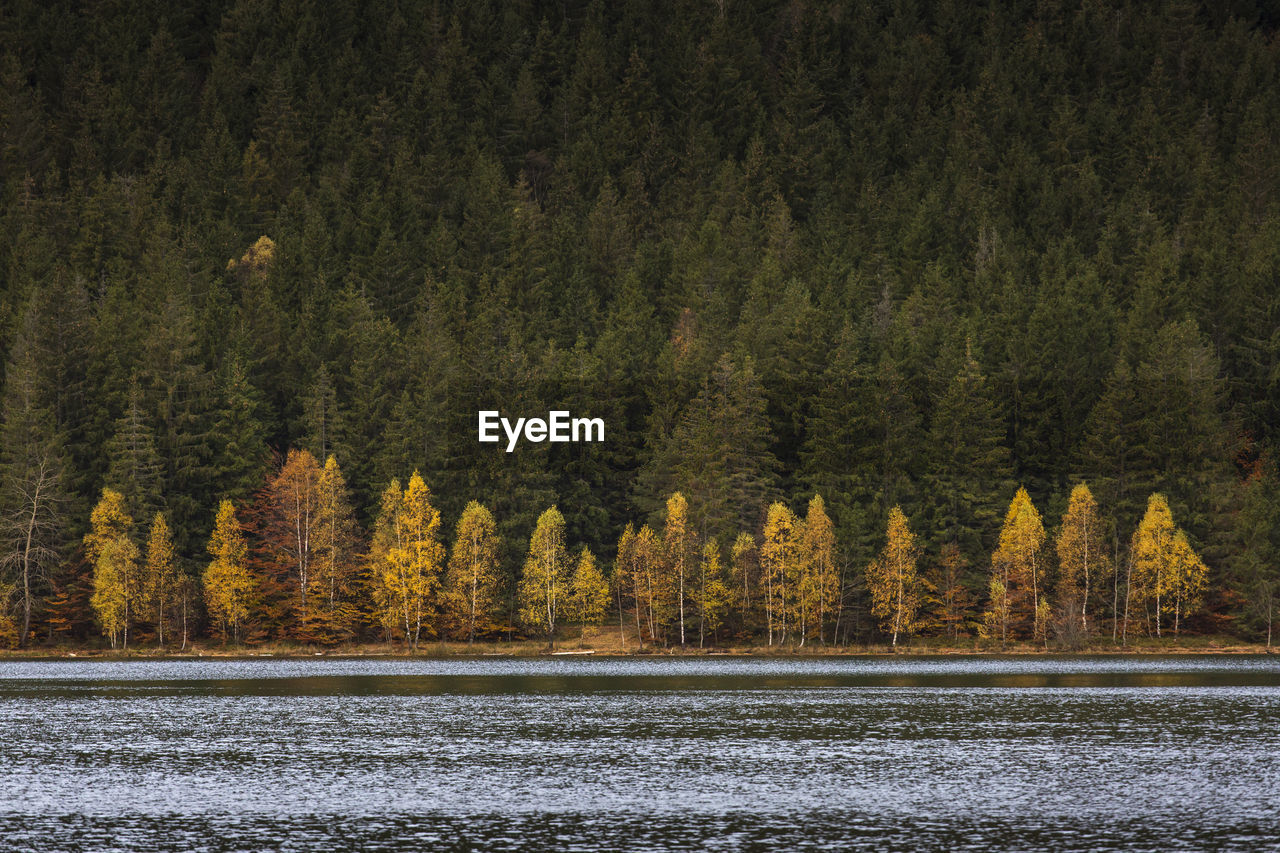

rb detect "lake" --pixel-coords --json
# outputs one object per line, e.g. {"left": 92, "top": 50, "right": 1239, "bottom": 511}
{"left": 1, "top": 656, "right": 1277, "bottom": 851}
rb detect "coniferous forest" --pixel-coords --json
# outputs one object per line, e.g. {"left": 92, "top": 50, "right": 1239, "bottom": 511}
{"left": 2, "top": 0, "right": 1279, "bottom": 650}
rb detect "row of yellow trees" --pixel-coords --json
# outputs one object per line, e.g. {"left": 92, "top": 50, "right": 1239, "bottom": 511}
{"left": 863, "top": 485, "right": 1210, "bottom": 647}
{"left": 83, "top": 451, "right": 614, "bottom": 649}
{"left": 83, "top": 447, "right": 1210, "bottom": 649}
{"left": 612, "top": 493, "right": 840, "bottom": 648}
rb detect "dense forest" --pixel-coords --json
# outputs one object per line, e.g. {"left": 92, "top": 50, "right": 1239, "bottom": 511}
{"left": 1, "top": 0, "right": 1278, "bottom": 649}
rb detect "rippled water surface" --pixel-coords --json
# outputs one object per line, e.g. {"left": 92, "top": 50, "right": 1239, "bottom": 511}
{"left": 2, "top": 655, "right": 1278, "bottom": 851}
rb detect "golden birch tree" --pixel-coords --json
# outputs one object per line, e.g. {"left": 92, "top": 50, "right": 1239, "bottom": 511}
{"left": 866, "top": 506, "right": 920, "bottom": 647}
{"left": 801, "top": 495, "right": 837, "bottom": 645}
{"left": 1130, "top": 495, "right": 1208, "bottom": 638}
{"left": 1130, "top": 493, "right": 1177, "bottom": 637}
{"left": 695, "top": 540, "right": 731, "bottom": 646}
{"left": 518, "top": 506, "right": 570, "bottom": 642}
{"left": 662, "top": 492, "right": 695, "bottom": 645}
{"left": 265, "top": 449, "right": 321, "bottom": 623}
{"left": 203, "top": 499, "right": 254, "bottom": 643}
{"left": 1056, "top": 483, "right": 1110, "bottom": 634}
{"left": 761, "top": 502, "right": 801, "bottom": 645}
{"left": 308, "top": 455, "right": 360, "bottom": 642}
{"left": 1169, "top": 530, "right": 1208, "bottom": 636}
{"left": 370, "top": 472, "right": 445, "bottom": 651}
{"left": 730, "top": 532, "right": 759, "bottom": 633}
{"left": 446, "top": 501, "right": 501, "bottom": 643}
{"left": 614, "top": 524, "right": 638, "bottom": 644}
{"left": 630, "top": 524, "right": 667, "bottom": 645}
{"left": 143, "top": 512, "right": 178, "bottom": 647}
{"left": 990, "top": 487, "right": 1047, "bottom": 641}
{"left": 85, "top": 488, "right": 137, "bottom": 649}
{"left": 567, "top": 546, "right": 610, "bottom": 644}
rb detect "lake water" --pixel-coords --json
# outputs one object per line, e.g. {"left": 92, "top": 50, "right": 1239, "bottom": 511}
{"left": 1, "top": 655, "right": 1277, "bottom": 851}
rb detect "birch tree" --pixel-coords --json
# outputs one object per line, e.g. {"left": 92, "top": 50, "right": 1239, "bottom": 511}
{"left": 1056, "top": 483, "right": 1110, "bottom": 635}
{"left": 518, "top": 506, "right": 570, "bottom": 643}
{"left": 204, "top": 499, "right": 254, "bottom": 643}
{"left": 85, "top": 489, "right": 138, "bottom": 649}
{"left": 446, "top": 501, "right": 501, "bottom": 643}
{"left": 866, "top": 506, "right": 920, "bottom": 647}
{"left": 143, "top": 512, "right": 178, "bottom": 646}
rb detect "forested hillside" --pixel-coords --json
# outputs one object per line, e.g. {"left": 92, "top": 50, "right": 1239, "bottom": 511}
{"left": 1, "top": 0, "right": 1278, "bottom": 647}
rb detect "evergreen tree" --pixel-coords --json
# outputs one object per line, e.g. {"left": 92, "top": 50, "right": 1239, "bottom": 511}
{"left": 926, "top": 342, "right": 1012, "bottom": 563}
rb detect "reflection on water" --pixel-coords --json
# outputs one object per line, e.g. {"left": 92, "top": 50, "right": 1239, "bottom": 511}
{"left": 1, "top": 656, "right": 1277, "bottom": 851}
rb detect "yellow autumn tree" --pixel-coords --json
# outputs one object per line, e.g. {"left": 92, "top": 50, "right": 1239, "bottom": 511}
{"left": 306, "top": 455, "right": 360, "bottom": 643}
{"left": 143, "top": 512, "right": 178, "bottom": 647}
{"left": 662, "top": 492, "right": 696, "bottom": 645}
{"left": 695, "top": 540, "right": 731, "bottom": 646}
{"left": 614, "top": 524, "right": 638, "bottom": 645}
{"left": 1129, "top": 495, "right": 1207, "bottom": 638}
{"left": 203, "top": 499, "right": 254, "bottom": 643}
{"left": 761, "top": 502, "right": 801, "bottom": 645}
{"left": 85, "top": 488, "right": 138, "bottom": 649}
{"left": 866, "top": 506, "right": 921, "bottom": 647}
{"left": 265, "top": 449, "right": 322, "bottom": 624}
{"left": 1056, "top": 483, "right": 1111, "bottom": 634}
{"left": 518, "top": 506, "right": 570, "bottom": 643}
{"left": 990, "top": 487, "right": 1047, "bottom": 641}
{"left": 369, "top": 472, "right": 445, "bottom": 651}
{"left": 445, "top": 501, "right": 502, "bottom": 643}
{"left": 566, "top": 546, "right": 610, "bottom": 645}
{"left": 1169, "top": 530, "right": 1208, "bottom": 635}
{"left": 621, "top": 523, "right": 666, "bottom": 645}
{"left": 1129, "top": 493, "right": 1176, "bottom": 637}
{"left": 801, "top": 495, "right": 838, "bottom": 645}
{"left": 730, "top": 532, "right": 760, "bottom": 633}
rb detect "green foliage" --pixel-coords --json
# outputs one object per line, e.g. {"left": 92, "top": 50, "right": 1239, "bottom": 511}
{"left": 0, "top": 0, "right": 1274, "bottom": 644}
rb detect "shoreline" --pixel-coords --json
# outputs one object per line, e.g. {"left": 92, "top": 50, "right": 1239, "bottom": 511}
{"left": 2, "top": 638, "right": 1275, "bottom": 660}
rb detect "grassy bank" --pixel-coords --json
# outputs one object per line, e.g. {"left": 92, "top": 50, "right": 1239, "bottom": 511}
{"left": 1, "top": 627, "right": 1275, "bottom": 658}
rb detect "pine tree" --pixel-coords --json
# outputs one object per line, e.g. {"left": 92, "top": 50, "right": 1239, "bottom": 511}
{"left": 866, "top": 506, "right": 920, "bottom": 647}
{"left": 639, "top": 355, "right": 779, "bottom": 542}
{"left": 926, "top": 341, "right": 1012, "bottom": 561}
{"left": 104, "top": 381, "right": 165, "bottom": 529}
{"left": 211, "top": 354, "right": 269, "bottom": 502}
{"left": 204, "top": 499, "right": 254, "bottom": 643}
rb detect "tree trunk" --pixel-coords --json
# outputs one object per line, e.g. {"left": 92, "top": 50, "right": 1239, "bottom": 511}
{"left": 678, "top": 559, "right": 685, "bottom": 646}
{"left": 1122, "top": 556, "right": 1132, "bottom": 647}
